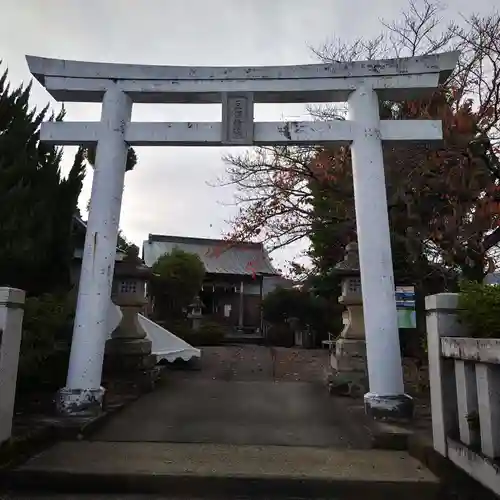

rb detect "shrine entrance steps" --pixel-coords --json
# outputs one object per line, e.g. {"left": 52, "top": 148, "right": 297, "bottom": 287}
{"left": 2, "top": 346, "right": 479, "bottom": 499}
{"left": 4, "top": 440, "right": 439, "bottom": 499}
{"left": 1, "top": 375, "right": 442, "bottom": 499}
{"left": 223, "top": 331, "right": 265, "bottom": 344}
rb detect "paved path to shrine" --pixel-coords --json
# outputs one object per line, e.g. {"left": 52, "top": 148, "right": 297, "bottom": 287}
{"left": 92, "top": 345, "right": 370, "bottom": 448}
{"left": 4, "top": 346, "right": 442, "bottom": 499}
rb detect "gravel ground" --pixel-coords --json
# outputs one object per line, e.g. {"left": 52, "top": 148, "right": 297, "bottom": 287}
{"left": 272, "top": 346, "right": 329, "bottom": 382}
{"left": 171, "top": 345, "right": 329, "bottom": 383}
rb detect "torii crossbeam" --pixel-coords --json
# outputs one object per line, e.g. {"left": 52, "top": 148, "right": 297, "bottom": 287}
{"left": 26, "top": 51, "right": 459, "bottom": 418}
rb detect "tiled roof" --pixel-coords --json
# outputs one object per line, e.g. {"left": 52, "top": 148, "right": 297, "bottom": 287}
{"left": 142, "top": 234, "right": 279, "bottom": 276}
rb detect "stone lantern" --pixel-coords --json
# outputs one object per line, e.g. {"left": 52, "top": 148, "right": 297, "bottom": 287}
{"left": 105, "top": 248, "right": 156, "bottom": 376}
{"left": 187, "top": 295, "right": 203, "bottom": 332}
{"left": 328, "top": 242, "right": 368, "bottom": 396}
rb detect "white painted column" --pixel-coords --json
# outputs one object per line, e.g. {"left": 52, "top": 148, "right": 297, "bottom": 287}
{"left": 57, "top": 86, "right": 132, "bottom": 415}
{"left": 347, "top": 86, "right": 411, "bottom": 418}
{"left": 0, "top": 287, "right": 25, "bottom": 444}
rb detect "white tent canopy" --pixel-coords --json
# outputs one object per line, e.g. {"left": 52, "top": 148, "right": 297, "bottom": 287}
{"left": 106, "top": 302, "right": 200, "bottom": 363}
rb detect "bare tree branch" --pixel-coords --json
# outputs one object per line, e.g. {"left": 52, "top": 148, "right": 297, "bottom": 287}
{"left": 219, "top": 0, "right": 500, "bottom": 280}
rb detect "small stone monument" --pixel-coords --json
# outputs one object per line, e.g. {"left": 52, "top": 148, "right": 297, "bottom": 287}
{"left": 327, "top": 242, "right": 368, "bottom": 396}
{"left": 105, "top": 248, "right": 156, "bottom": 379}
{"left": 187, "top": 295, "right": 203, "bottom": 332}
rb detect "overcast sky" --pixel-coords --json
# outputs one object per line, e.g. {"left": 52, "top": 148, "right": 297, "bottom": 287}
{"left": 0, "top": 0, "right": 496, "bottom": 270}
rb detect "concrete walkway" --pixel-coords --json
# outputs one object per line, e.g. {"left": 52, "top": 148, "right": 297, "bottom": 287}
{"left": 93, "top": 378, "right": 370, "bottom": 448}
{"left": 2, "top": 346, "right": 440, "bottom": 498}
{"left": 92, "top": 345, "right": 368, "bottom": 448}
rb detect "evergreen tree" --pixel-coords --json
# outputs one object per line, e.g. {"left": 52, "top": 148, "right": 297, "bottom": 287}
{"left": 0, "top": 67, "right": 85, "bottom": 295}
{"left": 151, "top": 249, "right": 206, "bottom": 320}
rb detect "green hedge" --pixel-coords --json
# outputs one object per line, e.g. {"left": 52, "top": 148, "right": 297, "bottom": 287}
{"left": 163, "top": 319, "right": 226, "bottom": 346}
{"left": 190, "top": 321, "right": 226, "bottom": 346}
{"left": 262, "top": 286, "right": 338, "bottom": 346}
{"left": 17, "top": 292, "right": 75, "bottom": 392}
{"left": 458, "top": 280, "right": 500, "bottom": 338}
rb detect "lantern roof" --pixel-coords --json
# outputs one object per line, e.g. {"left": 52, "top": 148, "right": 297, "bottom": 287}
{"left": 332, "top": 242, "right": 360, "bottom": 277}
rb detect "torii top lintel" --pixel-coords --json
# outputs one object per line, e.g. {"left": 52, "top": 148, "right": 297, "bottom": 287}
{"left": 26, "top": 51, "right": 458, "bottom": 104}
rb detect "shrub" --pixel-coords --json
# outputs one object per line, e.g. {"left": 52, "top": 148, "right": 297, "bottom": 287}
{"left": 263, "top": 286, "right": 338, "bottom": 345}
{"left": 163, "top": 319, "right": 226, "bottom": 346}
{"left": 457, "top": 280, "right": 500, "bottom": 338}
{"left": 161, "top": 318, "right": 194, "bottom": 339}
{"left": 193, "top": 321, "right": 226, "bottom": 346}
{"left": 17, "top": 292, "right": 76, "bottom": 392}
{"left": 262, "top": 287, "right": 302, "bottom": 324}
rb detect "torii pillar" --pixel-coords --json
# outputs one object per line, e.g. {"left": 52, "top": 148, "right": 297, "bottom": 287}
{"left": 348, "top": 86, "right": 410, "bottom": 418}
{"left": 25, "top": 51, "right": 458, "bottom": 418}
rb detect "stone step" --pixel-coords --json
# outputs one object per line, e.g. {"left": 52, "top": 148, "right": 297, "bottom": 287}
{"left": 222, "top": 334, "right": 265, "bottom": 345}
{"left": 2, "top": 441, "right": 440, "bottom": 499}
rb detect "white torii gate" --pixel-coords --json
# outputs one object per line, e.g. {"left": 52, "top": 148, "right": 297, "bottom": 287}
{"left": 26, "top": 52, "right": 458, "bottom": 418}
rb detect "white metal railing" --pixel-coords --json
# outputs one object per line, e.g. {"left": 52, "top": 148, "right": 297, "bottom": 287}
{"left": 426, "top": 293, "right": 500, "bottom": 495}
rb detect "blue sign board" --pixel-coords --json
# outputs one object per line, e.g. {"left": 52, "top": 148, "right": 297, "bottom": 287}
{"left": 395, "top": 285, "right": 416, "bottom": 329}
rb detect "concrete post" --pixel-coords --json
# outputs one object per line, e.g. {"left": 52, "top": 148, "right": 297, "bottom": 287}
{"left": 238, "top": 280, "right": 244, "bottom": 330}
{"left": 347, "top": 86, "right": 412, "bottom": 420}
{"left": 57, "top": 86, "right": 132, "bottom": 416}
{"left": 425, "top": 293, "right": 464, "bottom": 456}
{"left": 475, "top": 363, "right": 500, "bottom": 459}
{"left": 0, "top": 287, "right": 25, "bottom": 444}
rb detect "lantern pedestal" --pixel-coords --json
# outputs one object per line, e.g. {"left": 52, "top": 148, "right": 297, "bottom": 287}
{"left": 105, "top": 298, "right": 152, "bottom": 363}
{"left": 327, "top": 243, "right": 368, "bottom": 397}
{"left": 331, "top": 339, "right": 366, "bottom": 372}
